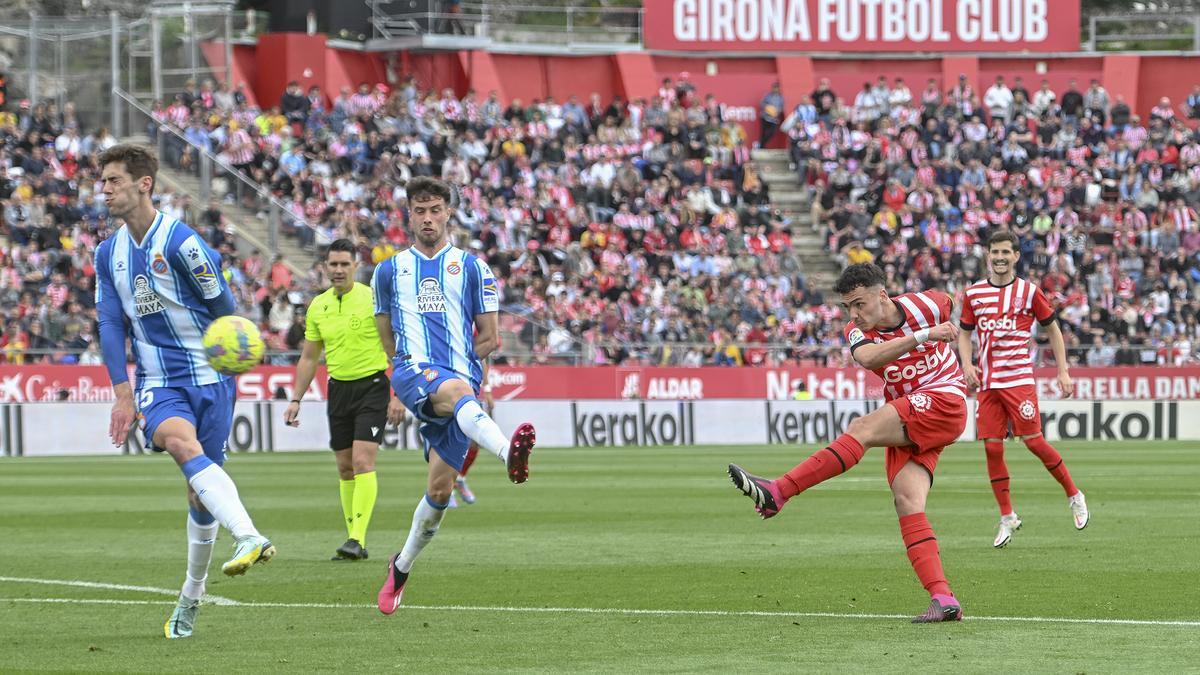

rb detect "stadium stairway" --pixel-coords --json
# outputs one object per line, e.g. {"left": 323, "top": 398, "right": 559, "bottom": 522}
{"left": 125, "top": 135, "right": 315, "bottom": 275}
{"left": 753, "top": 148, "right": 839, "bottom": 294}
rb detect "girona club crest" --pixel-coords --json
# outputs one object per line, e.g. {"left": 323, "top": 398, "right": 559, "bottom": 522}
{"left": 908, "top": 393, "right": 932, "bottom": 413}
{"left": 1019, "top": 399, "right": 1037, "bottom": 420}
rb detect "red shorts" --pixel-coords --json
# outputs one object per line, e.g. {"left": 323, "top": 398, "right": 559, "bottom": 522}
{"left": 975, "top": 384, "right": 1041, "bottom": 439}
{"left": 885, "top": 391, "right": 967, "bottom": 484}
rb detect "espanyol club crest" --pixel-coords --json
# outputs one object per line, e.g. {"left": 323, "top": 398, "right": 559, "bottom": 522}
{"left": 908, "top": 392, "right": 932, "bottom": 413}
{"left": 423, "top": 368, "right": 439, "bottom": 382}
{"left": 447, "top": 262, "right": 461, "bottom": 275}
{"left": 1019, "top": 400, "right": 1037, "bottom": 420}
{"left": 151, "top": 253, "right": 168, "bottom": 275}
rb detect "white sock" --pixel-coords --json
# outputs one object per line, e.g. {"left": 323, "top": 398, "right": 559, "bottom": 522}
{"left": 395, "top": 494, "right": 447, "bottom": 574}
{"left": 187, "top": 464, "right": 260, "bottom": 539}
{"left": 181, "top": 514, "right": 218, "bottom": 601}
{"left": 454, "top": 398, "right": 509, "bottom": 461}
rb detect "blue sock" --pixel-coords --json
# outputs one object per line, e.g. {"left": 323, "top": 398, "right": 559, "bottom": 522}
{"left": 180, "top": 455, "right": 214, "bottom": 480}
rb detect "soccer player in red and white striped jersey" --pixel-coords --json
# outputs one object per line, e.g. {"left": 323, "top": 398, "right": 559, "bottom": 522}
{"left": 958, "top": 230, "right": 1089, "bottom": 549}
{"left": 729, "top": 263, "right": 966, "bottom": 623}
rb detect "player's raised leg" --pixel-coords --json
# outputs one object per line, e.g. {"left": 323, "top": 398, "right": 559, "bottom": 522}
{"left": 165, "top": 493, "right": 217, "bottom": 639}
{"left": 1021, "top": 433, "right": 1088, "bottom": 529}
{"left": 891, "top": 460, "right": 961, "bottom": 623}
{"left": 728, "top": 403, "right": 905, "bottom": 518}
{"left": 158, "top": 418, "right": 274, "bottom": 576}
{"left": 429, "top": 378, "right": 535, "bottom": 484}
{"left": 378, "top": 451, "right": 456, "bottom": 614}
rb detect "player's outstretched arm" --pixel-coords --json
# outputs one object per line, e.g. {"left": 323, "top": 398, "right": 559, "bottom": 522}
{"left": 1044, "top": 320, "right": 1075, "bottom": 398}
{"left": 284, "top": 339, "right": 324, "bottom": 427}
{"left": 851, "top": 322, "right": 958, "bottom": 370}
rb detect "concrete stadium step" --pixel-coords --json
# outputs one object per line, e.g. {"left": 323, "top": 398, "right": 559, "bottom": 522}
{"left": 757, "top": 145, "right": 839, "bottom": 294}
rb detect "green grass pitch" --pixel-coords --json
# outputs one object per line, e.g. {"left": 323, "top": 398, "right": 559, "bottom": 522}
{"left": 2, "top": 441, "right": 1198, "bottom": 672}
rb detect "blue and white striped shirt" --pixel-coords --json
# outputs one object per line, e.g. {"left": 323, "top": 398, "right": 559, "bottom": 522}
{"left": 95, "top": 210, "right": 235, "bottom": 390}
{"left": 372, "top": 243, "right": 498, "bottom": 388}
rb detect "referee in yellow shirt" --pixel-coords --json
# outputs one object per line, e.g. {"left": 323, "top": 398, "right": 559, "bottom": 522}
{"left": 284, "top": 239, "right": 402, "bottom": 561}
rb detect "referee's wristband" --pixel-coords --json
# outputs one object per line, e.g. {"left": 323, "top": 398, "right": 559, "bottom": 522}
{"left": 289, "top": 399, "right": 302, "bottom": 404}
{"left": 913, "top": 328, "right": 931, "bottom": 343}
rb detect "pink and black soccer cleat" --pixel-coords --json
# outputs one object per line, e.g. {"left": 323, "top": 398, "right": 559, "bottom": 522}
{"left": 377, "top": 553, "right": 409, "bottom": 615}
{"left": 506, "top": 423, "right": 536, "bottom": 484}
{"left": 727, "top": 464, "right": 785, "bottom": 519}
{"left": 912, "top": 594, "right": 963, "bottom": 623}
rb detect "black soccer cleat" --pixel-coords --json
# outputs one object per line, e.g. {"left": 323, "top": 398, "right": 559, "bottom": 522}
{"left": 332, "top": 538, "right": 368, "bottom": 561}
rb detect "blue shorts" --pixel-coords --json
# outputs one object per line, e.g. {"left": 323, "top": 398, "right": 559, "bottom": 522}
{"left": 137, "top": 379, "right": 236, "bottom": 465}
{"left": 390, "top": 362, "right": 475, "bottom": 472}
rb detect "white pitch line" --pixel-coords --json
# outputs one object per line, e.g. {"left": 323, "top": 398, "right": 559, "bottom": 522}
{"left": 0, "top": 576, "right": 240, "bottom": 606}
{"left": 1, "top": 596, "right": 1198, "bottom": 627}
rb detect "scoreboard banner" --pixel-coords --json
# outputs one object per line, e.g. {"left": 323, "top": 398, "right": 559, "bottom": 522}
{"left": 3, "top": 364, "right": 1200, "bottom": 402}
{"left": 0, "top": 398, "right": 1184, "bottom": 457}
{"left": 644, "top": 0, "right": 1080, "bottom": 53}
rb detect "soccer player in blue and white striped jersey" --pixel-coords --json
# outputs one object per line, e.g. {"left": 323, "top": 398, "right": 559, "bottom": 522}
{"left": 94, "top": 145, "right": 275, "bottom": 639}
{"left": 373, "top": 177, "right": 536, "bottom": 614}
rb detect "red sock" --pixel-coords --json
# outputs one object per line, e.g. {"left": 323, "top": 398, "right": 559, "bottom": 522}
{"left": 984, "top": 440, "right": 1014, "bottom": 516}
{"left": 1023, "top": 436, "right": 1078, "bottom": 497}
{"left": 461, "top": 445, "right": 479, "bottom": 477}
{"left": 899, "top": 512, "right": 952, "bottom": 598}
{"left": 776, "top": 434, "right": 865, "bottom": 499}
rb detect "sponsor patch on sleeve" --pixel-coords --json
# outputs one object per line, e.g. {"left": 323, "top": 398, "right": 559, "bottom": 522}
{"left": 847, "top": 327, "right": 866, "bottom": 346}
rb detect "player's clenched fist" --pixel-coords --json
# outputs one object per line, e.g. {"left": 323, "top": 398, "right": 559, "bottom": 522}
{"left": 928, "top": 322, "right": 959, "bottom": 343}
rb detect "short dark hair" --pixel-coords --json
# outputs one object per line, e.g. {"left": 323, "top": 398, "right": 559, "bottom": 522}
{"left": 406, "top": 177, "right": 453, "bottom": 206}
{"left": 327, "top": 238, "right": 356, "bottom": 257}
{"left": 987, "top": 230, "right": 1020, "bottom": 251}
{"left": 98, "top": 144, "right": 158, "bottom": 191}
{"left": 834, "top": 263, "right": 887, "bottom": 295}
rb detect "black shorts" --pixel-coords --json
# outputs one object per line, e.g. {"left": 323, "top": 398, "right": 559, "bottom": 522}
{"left": 327, "top": 371, "right": 389, "bottom": 451}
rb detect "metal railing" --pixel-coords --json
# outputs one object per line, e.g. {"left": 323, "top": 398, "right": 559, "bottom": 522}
{"left": 113, "top": 86, "right": 320, "bottom": 256}
{"left": 368, "top": 1, "right": 643, "bottom": 47}
{"left": 1085, "top": 11, "right": 1200, "bottom": 52}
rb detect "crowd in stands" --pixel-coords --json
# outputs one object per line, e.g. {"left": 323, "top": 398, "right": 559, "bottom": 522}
{"left": 4, "top": 70, "right": 1200, "bottom": 369}
{"left": 787, "top": 74, "right": 1200, "bottom": 367}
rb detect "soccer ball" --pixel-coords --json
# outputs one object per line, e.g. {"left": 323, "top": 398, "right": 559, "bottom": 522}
{"left": 202, "top": 315, "right": 265, "bottom": 376}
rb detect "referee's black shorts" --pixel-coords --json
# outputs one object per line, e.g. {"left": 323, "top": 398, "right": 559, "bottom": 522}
{"left": 327, "top": 370, "right": 389, "bottom": 451}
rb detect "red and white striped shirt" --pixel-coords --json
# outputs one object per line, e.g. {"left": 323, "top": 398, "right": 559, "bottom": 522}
{"left": 844, "top": 290, "right": 966, "bottom": 402}
{"left": 960, "top": 278, "right": 1056, "bottom": 390}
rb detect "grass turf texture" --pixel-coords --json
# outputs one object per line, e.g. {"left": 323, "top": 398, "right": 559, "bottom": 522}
{"left": 1, "top": 441, "right": 1198, "bottom": 672}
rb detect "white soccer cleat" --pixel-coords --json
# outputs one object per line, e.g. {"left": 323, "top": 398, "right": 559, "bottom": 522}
{"left": 1069, "top": 492, "right": 1089, "bottom": 530}
{"left": 993, "top": 513, "right": 1022, "bottom": 548}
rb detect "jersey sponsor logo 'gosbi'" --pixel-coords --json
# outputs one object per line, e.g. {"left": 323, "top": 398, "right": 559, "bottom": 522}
{"left": 977, "top": 316, "right": 1019, "bottom": 331}
{"left": 132, "top": 275, "right": 165, "bottom": 317}
{"left": 882, "top": 351, "right": 940, "bottom": 383}
{"left": 416, "top": 278, "right": 446, "bottom": 313}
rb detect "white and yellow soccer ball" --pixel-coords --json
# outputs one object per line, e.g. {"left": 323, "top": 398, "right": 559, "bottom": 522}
{"left": 202, "top": 315, "right": 265, "bottom": 376}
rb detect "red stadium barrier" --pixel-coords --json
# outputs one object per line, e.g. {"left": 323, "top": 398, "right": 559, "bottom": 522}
{"left": 4, "top": 364, "right": 1200, "bottom": 403}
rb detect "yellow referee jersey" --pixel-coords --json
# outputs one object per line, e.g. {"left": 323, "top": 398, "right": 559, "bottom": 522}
{"left": 304, "top": 282, "right": 389, "bottom": 381}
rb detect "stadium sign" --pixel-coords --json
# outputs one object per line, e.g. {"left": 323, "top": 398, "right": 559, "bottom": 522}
{"left": 8, "top": 365, "right": 1200, "bottom": 402}
{"left": 0, "top": 399, "right": 1188, "bottom": 457}
{"left": 645, "top": 0, "right": 1079, "bottom": 52}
